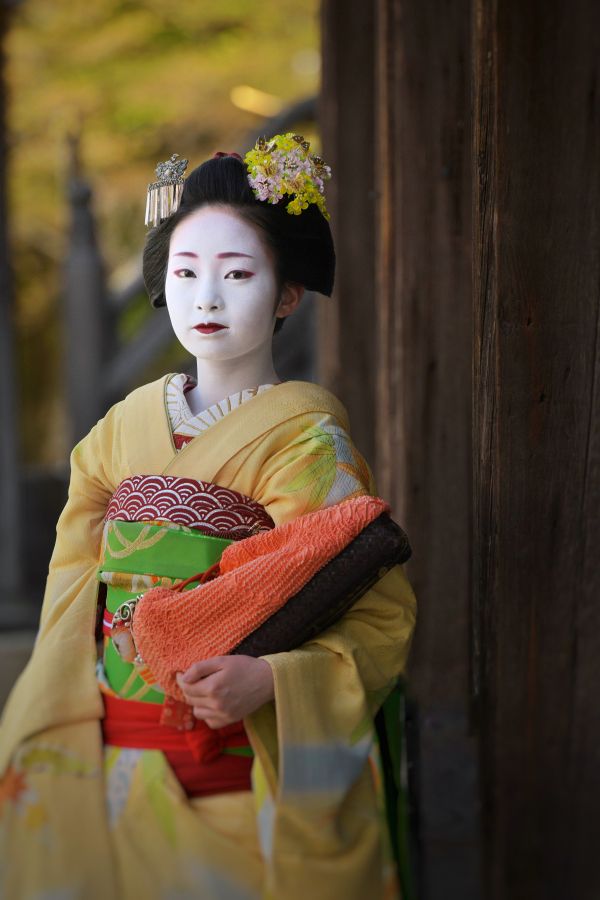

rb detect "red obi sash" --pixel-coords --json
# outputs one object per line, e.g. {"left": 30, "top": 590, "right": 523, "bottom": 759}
{"left": 101, "top": 692, "right": 253, "bottom": 798}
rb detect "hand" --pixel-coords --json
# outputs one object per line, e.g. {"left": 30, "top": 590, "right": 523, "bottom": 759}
{"left": 175, "top": 655, "right": 275, "bottom": 729}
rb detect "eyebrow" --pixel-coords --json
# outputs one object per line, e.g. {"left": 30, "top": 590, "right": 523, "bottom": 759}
{"left": 173, "top": 251, "right": 255, "bottom": 259}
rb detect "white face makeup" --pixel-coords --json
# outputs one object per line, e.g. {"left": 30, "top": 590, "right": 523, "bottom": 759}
{"left": 164, "top": 205, "right": 281, "bottom": 365}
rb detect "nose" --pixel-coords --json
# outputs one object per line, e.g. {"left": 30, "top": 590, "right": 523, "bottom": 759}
{"left": 193, "top": 274, "right": 224, "bottom": 311}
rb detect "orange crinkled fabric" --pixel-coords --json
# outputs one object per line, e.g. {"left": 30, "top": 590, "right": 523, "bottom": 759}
{"left": 132, "top": 494, "right": 389, "bottom": 700}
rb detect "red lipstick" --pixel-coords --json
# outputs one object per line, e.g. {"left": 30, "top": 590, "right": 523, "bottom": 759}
{"left": 194, "top": 323, "right": 228, "bottom": 334}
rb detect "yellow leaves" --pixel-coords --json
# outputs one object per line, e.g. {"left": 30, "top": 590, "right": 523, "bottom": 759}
{"left": 282, "top": 425, "right": 373, "bottom": 511}
{"left": 349, "top": 713, "right": 375, "bottom": 746}
{"left": 142, "top": 752, "right": 177, "bottom": 847}
{"left": 19, "top": 744, "right": 97, "bottom": 777}
{"left": 23, "top": 802, "right": 48, "bottom": 830}
{"left": 281, "top": 424, "right": 338, "bottom": 511}
{"left": 285, "top": 455, "right": 337, "bottom": 511}
{"left": 104, "top": 745, "right": 122, "bottom": 776}
{"left": 338, "top": 453, "right": 373, "bottom": 493}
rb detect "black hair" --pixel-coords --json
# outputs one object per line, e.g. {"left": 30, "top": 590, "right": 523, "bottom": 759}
{"left": 142, "top": 154, "right": 335, "bottom": 335}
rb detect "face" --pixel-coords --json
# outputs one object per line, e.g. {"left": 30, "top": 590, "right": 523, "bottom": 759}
{"left": 165, "top": 205, "right": 289, "bottom": 364}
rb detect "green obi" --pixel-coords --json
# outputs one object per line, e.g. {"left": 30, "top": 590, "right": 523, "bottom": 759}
{"left": 97, "top": 519, "right": 232, "bottom": 704}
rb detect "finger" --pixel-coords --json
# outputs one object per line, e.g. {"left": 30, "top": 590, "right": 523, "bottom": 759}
{"left": 178, "top": 672, "right": 221, "bottom": 701}
{"left": 178, "top": 657, "right": 227, "bottom": 684}
{"left": 180, "top": 684, "right": 217, "bottom": 704}
{"left": 192, "top": 706, "right": 226, "bottom": 728}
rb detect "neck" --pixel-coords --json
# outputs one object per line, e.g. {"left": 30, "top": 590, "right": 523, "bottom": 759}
{"left": 189, "top": 344, "right": 280, "bottom": 414}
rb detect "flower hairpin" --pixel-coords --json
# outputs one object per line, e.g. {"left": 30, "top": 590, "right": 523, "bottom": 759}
{"left": 244, "top": 133, "right": 332, "bottom": 219}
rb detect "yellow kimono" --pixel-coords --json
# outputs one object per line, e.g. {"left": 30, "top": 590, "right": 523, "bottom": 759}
{"left": 0, "top": 374, "right": 417, "bottom": 900}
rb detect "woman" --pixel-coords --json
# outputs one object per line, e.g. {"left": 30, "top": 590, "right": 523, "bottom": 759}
{"left": 0, "top": 134, "right": 417, "bottom": 899}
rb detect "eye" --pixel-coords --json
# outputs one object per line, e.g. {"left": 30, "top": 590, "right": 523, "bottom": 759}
{"left": 173, "top": 268, "right": 196, "bottom": 278}
{"left": 225, "top": 270, "right": 253, "bottom": 280}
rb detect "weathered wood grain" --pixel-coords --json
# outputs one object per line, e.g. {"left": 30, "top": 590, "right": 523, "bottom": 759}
{"left": 374, "top": 2, "right": 480, "bottom": 897}
{"left": 473, "top": 0, "right": 600, "bottom": 896}
{"left": 321, "top": 1, "right": 479, "bottom": 897}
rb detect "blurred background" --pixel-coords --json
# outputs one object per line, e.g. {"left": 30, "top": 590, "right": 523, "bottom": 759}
{"left": 1, "top": 2, "right": 599, "bottom": 899}
{"left": 1, "top": 0, "right": 323, "bottom": 621}
{"left": 9, "top": 0, "right": 322, "bottom": 467}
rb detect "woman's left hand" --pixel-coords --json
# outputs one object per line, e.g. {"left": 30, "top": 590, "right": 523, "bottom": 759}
{"left": 175, "top": 655, "right": 275, "bottom": 728}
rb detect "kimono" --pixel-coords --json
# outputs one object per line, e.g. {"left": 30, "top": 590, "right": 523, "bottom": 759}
{"left": 0, "top": 372, "right": 417, "bottom": 900}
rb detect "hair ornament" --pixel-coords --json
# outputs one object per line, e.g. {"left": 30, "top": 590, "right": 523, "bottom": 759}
{"left": 244, "top": 132, "right": 332, "bottom": 219}
{"left": 145, "top": 153, "right": 189, "bottom": 227}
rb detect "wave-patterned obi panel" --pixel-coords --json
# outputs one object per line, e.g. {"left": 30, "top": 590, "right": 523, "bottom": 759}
{"left": 105, "top": 474, "right": 275, "bottom": 540}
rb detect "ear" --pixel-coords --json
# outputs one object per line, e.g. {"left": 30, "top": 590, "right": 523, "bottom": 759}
{"left": 275, "top": 282, "right": 304, "bottom": 319}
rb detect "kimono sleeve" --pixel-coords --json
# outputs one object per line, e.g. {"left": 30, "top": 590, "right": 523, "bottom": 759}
{"left": 0, "top": 402, "right": 125, "bottom": 775}
{"left": 37, "top": 402, "right": 123, "bottom": 638}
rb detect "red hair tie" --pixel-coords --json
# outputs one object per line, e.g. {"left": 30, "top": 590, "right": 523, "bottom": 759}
{"left": 213, "top": 151, "right": 243, "bottom": 161}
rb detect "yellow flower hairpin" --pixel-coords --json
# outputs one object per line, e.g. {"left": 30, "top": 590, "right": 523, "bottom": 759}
{"left": 244, "top": 133, "right": 332, "bottom": 220}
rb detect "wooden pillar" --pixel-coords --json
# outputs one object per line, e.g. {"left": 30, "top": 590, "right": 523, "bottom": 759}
{"left": 472, "top": 1, "right": 600, "bottom": 897}
{"left": 374, "top": 2, "right": 479, "bottom": 897}
{"left": 320, "top": 1, "right": 480, "bottom": 897}
{"left": 318, "top": 0, "right": 377, "bottom": 465}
